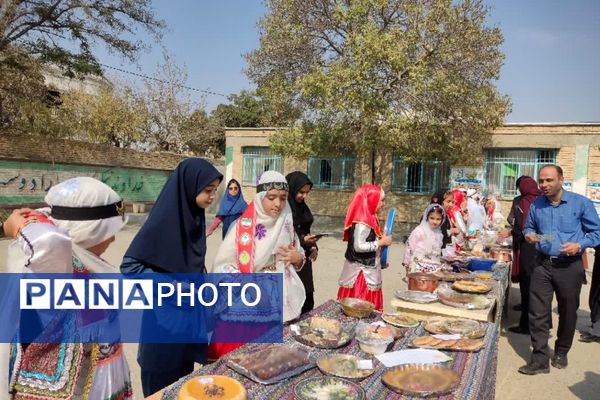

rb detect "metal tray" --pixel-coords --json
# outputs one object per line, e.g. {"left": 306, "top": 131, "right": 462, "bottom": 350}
{"left": 295, "top": 376, "right": 366, "bottom": 400}
{"left": 225, "top": 345, "right": 315, "bottom": 385}
{"left": 381, "top": 313, "right": 419, "bottom": 328}
{"left": 436, "top": 288, "right": 492, "bottom": 310}
{"left": 316, "top": 354, "right": 374, "bottom": 380}
{"left": 395, "top": 289, "right": 438, "bottom": 304}
{"left": 382, "top": 363, "right": 460, "bottom": 397}
{"left": 291, "top": 318, "right": 354, "bottom": 349}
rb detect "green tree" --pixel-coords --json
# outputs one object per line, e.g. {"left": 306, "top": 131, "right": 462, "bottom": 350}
{"left": 60, "top": 84, "right": 148, "bottom": 147}
{"left": 247, "top": 0, "right": 510, "bottom": 163}
{"left": 213, "top": 90, "right": 269, "bottom": 127}
{"left": 0, "top": 0, "right": 164, "bottom": 76}
{"left": 183, "top": 108, "right": 225, "bottom": 158}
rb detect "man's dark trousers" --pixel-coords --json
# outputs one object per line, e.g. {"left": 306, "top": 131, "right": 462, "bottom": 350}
{"left": 528, "top": 256, "right": 585, "bottom": 365}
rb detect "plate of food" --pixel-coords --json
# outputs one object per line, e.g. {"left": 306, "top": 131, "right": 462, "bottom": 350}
{"left": 436, "top": 288, "right": 493, "bottom": 310}
{"left": 295, "top": 376, "right": 365, "bottom": 400}
{"left": 316, "top": 354, "right": 374, "bottom": 380}
{"left": 226, "top": 345, "right": 315, "bottom": 385}
{"left": 443, "top": 318, "right": 482, "bottom": 335}
{"left": 395, "top": 289, "right": 439, "bottom": 304}
{"left": 177, "top": 375, "right": 247, "bottom": 400}
{"left": 411, "top": 335, "right": 484, "bottom": 352}
{"left": 381, "top": 313, "right": 419, "bottom": 328}
{"left": 382, "top": 364, "right": 460, "bottom": 397}
{"left": 355, "top": 321, "right": 397, "bottom": 355}
{"left": 291, "top": 317, "right": 354, "bottom": 349}
{"left": 424, "top": 317, "right": 451, "bottom": 335}
{"left": 452, "top": 280, "right": 492, "bottom": 294}
{"left": 338, "top": 297, "right": 375, "bottom": 318}
{"left": 434, "top": 270, "right": 475, "bottom": 281}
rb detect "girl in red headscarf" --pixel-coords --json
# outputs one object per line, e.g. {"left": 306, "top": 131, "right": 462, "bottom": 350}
{"left": 337, "top": 185, "right": 393, "bottom": 311}
{"left": 446, "top": 190, "right": 468, "bottom": 249}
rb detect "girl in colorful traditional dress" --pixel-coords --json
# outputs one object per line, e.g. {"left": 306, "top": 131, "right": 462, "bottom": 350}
{"left": 2, "top": 177, "right": 132, "bottom": 400}
{"left": 208, "top": 171, "right": 306, "bottom": 359}
{"left": 337, "top": 184, "right": 392, "bottom": 311}
{"left": 403, "top": 204, "right": 446, "bottom": 273}
{"left": 207, "top": 178, "right": 248, "bottom": 239}
{"left": 120, "top": 158, "right": 222, "bottom": 397}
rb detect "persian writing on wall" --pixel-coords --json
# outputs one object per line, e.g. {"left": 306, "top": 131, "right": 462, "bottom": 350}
{"left": 0, "top": 160, "right": 170, "bottom": 205}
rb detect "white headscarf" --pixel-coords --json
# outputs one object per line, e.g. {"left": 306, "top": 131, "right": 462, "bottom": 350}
{"left": 212, "top": 171, "right": 305, "bottom": 322}
{"left": 213, "top": 171, "right": 296, "bottom": 272}
{"left": 417, "top": 203, "right": 446, "bottom": 257}
{"left": 45, "top": 177, "right": 127, "bottom": 249}
{"left": 1, "top": 178, "right": 127, "bottom": 397}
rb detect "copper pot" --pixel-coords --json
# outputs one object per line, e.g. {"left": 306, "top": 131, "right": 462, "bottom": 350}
{"left": 490, "top": 248, "right": 512, "bottom": 262}
{"left": 407, "top": 273, "right": 440, "bottom": 293}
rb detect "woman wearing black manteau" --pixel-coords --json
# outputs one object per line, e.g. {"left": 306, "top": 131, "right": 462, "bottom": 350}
{"left": 286, "top": 171, "right": 320, "bottom": 314}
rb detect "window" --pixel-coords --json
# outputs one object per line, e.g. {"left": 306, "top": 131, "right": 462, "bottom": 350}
{"left": 242, "top": 147, "right": 283, "bottom": 185}
{"left": 392, "top": 156, "right": 448, "bottom": 194}
{"left": 484, "top": 149, "right": 557, "bottom": 197}
{"left": 307, "top": 156, "right": 356, "bottom": 190}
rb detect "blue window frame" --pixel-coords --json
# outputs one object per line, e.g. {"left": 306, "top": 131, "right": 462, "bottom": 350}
{"left": 307, "top": 156, "right": 356, "bottom": 190}
{"left": 392, "top": 155, "right": 448, "bottom": 194}
{"left": 242, "top": 147, "right": 283, "bottom": 185}
{"left": 484, "top": 149, "right": 557, "bottom": 197}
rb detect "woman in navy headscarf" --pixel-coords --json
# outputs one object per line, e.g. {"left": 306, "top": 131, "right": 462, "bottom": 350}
{"left": 207, "top": 179, "right": 248, "bottom": 239}
{"left": 120, "top": 158, "right": 222, "bottom": 397}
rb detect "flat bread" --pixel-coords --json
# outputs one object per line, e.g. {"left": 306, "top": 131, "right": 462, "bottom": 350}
{"left": 452, "top": 280, "right": 492, "bottom": 294}
{"left": 413, "top": 336, "right": 435, "bottom": 346}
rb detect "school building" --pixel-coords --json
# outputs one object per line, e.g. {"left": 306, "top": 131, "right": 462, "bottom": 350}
{"left": 224, "top": 123, "right": 600, "bottom": 228}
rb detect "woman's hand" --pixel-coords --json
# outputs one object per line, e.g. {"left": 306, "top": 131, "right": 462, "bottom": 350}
{"left": 450, "top": 227, "right": 460, "bottom": 235}
{"left": 378, "top": 228, "right": 393, "bottom": 247}
{"left": 3, "top": 208, "right": 37, "bottom": 238}
{"left": 303, "top": 234, "right": 318, "bottom": 245}
{"left": 309, "top": 247, "right": 318, "bottom": 262}
{"left": 277, "top": 244, "right": 304, "bottom": 268}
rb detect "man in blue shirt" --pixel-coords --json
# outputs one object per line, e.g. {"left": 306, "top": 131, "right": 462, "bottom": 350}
{"left": 518, "top": 165, "right": 600, "bottom": 375}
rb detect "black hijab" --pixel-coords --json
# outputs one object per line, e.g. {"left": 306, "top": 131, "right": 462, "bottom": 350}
{"left": 125, "top": 158, "right": 223, "bottom": 273}
{"left": 286, "top": 172, "right": 314, "bottom": 234}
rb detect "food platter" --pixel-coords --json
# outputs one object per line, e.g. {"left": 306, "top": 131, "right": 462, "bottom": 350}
{"left": 177, "top": 375, "right": 247, "bottom": 400}
{"left": 226, "top": 345, "right": 315, "bottom": 385}
{"left": 394, "top": 289, "right": 438, "bottom": 304}
{"left": 433, "top": 270, "right": 475, "bottom": 281}
{"left": 444, "top": 318, "right": 482, "bottom": 335}
{"left": 294, "top": 376, "right": 365, "bottom": 400}
{"left": 424, "top": 317, "right": 451, "bottom": 335}
{"left": 338, "top": 297, "right": 375, "bottom": 318}
{"left": 291, "top": 317, "right": 354, "bottom": 349}
{"left": 424, "top": 317, "right": 486, "bottom": 339}
{"left": 382, "top": 364, "right": 460, "bottom": 397}
{"left": 316, "top": 354, "right": 374, "bottom": 380}
{"left": 411, "top": 335, "right": 484, "bottom": 352}
{"left": 436, "top": 288, "right": 493, "bottom": 310}
{"left": 381, "top": 313, "right": 419, "bottom": 328}
{"left": 452, "top": 280, "right": 492, "bottom": 294}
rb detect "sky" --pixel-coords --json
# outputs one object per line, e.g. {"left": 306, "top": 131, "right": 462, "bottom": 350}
{"left": 95, "top": 0, "right": 600, "bottom": 123}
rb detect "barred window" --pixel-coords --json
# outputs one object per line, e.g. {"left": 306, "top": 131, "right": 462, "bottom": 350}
{"left": 307, "top": 156, "right": 356, "bottom": 190}
{"left": 484, "top": 149, "right": 557, "bottom": 197}
{"left": 392, "top": 156, "right": 448, "bottom": 194}
{"left": 242, "top": 147, "right": 283, "bottom": 186}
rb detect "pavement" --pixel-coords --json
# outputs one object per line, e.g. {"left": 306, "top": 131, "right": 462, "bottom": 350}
{"left": 1, "top": 218, "right": 599, "bottom": 400}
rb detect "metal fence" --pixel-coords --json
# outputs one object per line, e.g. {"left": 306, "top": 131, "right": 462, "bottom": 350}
{"left": 242, "top": 147, "right": 283, "bottom": 185}
{"left": 307, "top": 156, "right": 356, "bottom": 190}
{"left": 484, "top": 149, "right": 557, "bottom": 197}
{"left": 391, "top": 156, "right": 448, "bottom": 194}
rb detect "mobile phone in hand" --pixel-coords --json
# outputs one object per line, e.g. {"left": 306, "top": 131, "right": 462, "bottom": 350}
{"left": 312, "top": 232, "right": 332, "bottom": 240}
